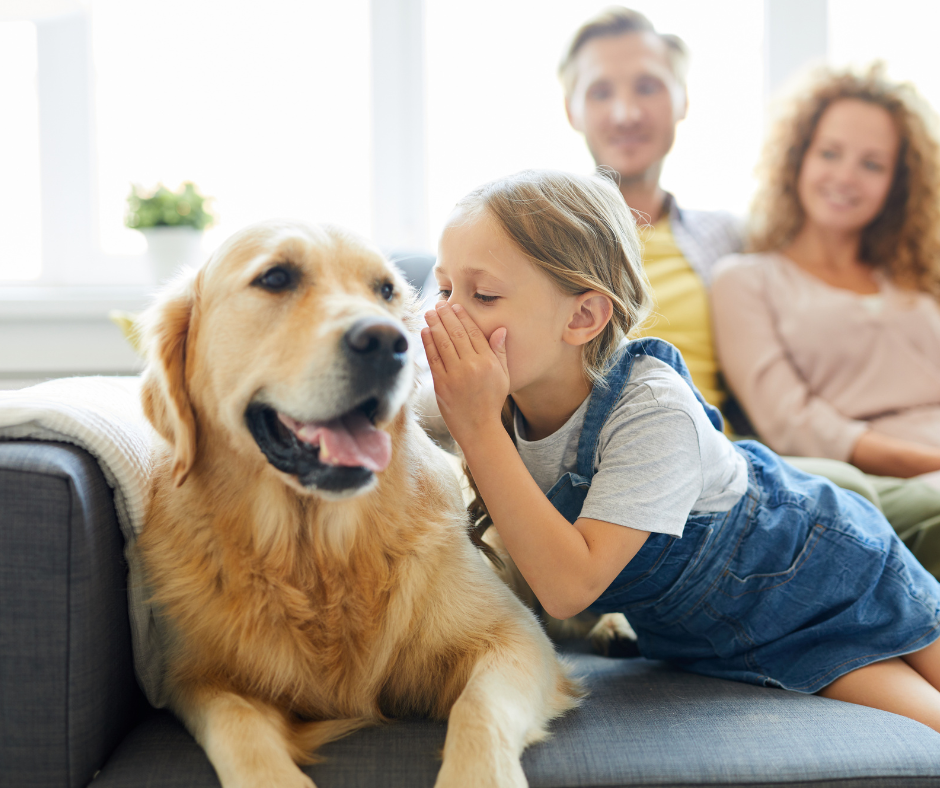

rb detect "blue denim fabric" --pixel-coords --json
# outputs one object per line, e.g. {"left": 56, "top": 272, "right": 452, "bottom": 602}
{"left": 546, "top": 338, "right": 940, "bottom": 693}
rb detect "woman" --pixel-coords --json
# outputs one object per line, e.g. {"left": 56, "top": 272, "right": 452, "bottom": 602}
{"left": 711, "top": 66, "right": 940, "bottom": 485}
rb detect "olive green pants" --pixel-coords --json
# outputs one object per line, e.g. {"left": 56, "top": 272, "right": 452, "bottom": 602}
{"left": 787, "top": 457, "right": 940, "bottom": 580}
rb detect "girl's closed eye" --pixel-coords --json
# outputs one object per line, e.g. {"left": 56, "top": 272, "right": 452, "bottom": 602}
{"left": 475, "top": 293, "right": 499, "bottom": 304}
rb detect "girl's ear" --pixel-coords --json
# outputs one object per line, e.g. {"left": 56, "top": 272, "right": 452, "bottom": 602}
{"left": 563, "top": 291, "right": 613, "bottom": 347}
{"left": 139, "top": 273, "right": 199, "bottom": 487}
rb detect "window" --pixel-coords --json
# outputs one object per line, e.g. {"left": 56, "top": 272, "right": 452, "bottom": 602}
{"left": 8, "top": 1, "right": 939, "bottom": 288}
{"left": 0, "top": 21, "right": 42, "bottom": 281}
{"left": 829, "top": 0, "right": 940, "bottom": 110}
{"left": 1, "top": 0, "right": 372, "bottom": 285}
{"left": 93, "top": 0, "right": 372, "bottom": 262}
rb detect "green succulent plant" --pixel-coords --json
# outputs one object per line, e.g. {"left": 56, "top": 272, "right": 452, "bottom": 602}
{"left": 125, "top": 181, "right": 216, "bottom": 230}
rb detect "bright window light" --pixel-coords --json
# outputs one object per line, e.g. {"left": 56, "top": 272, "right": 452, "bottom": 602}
{"left": 0, "top": 21, "right": 43, "bottom": 282}
{"left": 91, "top": 0, "right": 372, "bottom": 258}
{"left": 640, "top": 0, "right": 763, "bottom": 217}
{"left": 829, "top": 0, "right": 940, "bottom": 112}
{"left": 425, "top": 0, "right": 764, "bottom": 247}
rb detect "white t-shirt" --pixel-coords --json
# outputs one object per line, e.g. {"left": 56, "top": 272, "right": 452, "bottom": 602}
{"left": 514, "top": 355, "right": 748, "bottom": 538}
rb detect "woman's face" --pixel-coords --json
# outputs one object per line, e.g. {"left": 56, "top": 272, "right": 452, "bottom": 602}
{"left": 797, "top": 98, "right": 900, "bottom": 236}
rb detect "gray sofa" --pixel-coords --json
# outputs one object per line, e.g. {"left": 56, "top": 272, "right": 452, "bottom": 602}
{"left": 4, "top": 437, "right": 940, "bottom": 788}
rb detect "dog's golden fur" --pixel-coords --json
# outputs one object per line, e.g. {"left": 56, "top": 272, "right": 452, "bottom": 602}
{"left": 137, "top": 220, "right": 580, "bottom": 788}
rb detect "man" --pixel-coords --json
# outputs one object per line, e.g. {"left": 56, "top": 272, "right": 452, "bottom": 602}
{"left": 560, "top": 7, "right": 739, "bottom": 413}
{"left": 557, "top": 6, "right": 940, "bottom": 575}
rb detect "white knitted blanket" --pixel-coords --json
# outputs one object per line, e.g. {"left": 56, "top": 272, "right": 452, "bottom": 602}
{"left": 0, "top": 376, "right": 168, "bottom": 707}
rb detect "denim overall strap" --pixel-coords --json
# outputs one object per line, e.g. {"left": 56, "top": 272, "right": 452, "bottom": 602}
{"left": 545, "top": 337, "right": 723, "bottom": 525}
{"left": 574, "top": 337, "right": 723, "bottom": 481}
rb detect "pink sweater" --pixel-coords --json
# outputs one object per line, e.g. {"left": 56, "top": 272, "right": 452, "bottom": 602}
{"left": 710, "top": 252, "right": 940, "bottom": 461}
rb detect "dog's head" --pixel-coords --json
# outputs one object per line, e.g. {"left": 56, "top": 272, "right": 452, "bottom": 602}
{"left": 140, "top": 220, "right": 417, "bottom": 500}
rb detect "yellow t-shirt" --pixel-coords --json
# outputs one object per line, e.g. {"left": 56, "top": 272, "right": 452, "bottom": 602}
{"left": 635, "top": 219, "right": 727, "bottom": 414}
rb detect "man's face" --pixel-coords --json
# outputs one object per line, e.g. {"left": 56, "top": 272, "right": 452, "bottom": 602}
{"left": 566, "top": 31, "right": 687, "bottom": 183}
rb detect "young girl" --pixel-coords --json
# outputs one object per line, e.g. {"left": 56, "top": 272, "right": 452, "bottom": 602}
{"left": 421, "top": 169, "right": 940, "bottom": 731}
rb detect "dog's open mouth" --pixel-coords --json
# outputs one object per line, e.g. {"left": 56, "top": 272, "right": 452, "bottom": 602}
{"left": 245, "top": 398, "right": 391, "bottom": 491}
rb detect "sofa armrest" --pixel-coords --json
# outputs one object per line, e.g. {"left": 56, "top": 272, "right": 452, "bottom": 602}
{"left": 0, "top": 440, "right": 145, "bottom": 788}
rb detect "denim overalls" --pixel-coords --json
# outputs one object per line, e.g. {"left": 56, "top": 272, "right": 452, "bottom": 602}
{"left": 545, "top": 338, "right": 940, "bottom": 692}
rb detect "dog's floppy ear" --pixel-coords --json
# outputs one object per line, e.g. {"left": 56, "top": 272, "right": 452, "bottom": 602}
{"left": 140, "top": 272, "right": 200, "bottom": 487}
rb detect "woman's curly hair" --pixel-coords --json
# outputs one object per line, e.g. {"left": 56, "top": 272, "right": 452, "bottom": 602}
{"left": 748, "top": 64, "right": 940, "bottom": 297}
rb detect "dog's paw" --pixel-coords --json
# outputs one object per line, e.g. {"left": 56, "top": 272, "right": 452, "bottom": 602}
{"left": 251, "top": 772, "right": 315, "bottom": 788}
{"left": 221, "top": 764, "right": 316, "bottom": 788}
{"left": 588, "top": 613, "right": 640, "bottom": 658}
{"left": 435, "top": 759, "right": 528, "bottom": 788}
{"left": 294, "top": 771, "right": 318, "bottom": 788}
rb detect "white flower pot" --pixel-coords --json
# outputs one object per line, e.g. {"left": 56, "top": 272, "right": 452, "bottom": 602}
{"left": 141, "top": 226, "right": 204, "bottom": 284}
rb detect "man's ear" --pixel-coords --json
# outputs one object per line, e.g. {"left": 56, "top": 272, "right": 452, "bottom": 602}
{"left": 139, "top": 273, "right": 199, "bottom": 487}
{"left": 675, "top": 86, "right": 689, "bottom": 122}
{"left": 565, "top": 96, "right": 584, "bottom": 132}
{"left": 563, "top": 291, "right": 613, "bottom": 347}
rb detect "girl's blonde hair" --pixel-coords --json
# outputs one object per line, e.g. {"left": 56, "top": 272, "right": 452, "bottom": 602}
{"left": 453, "top": 169, "right": 652, "bottom": 557}
{"left": 749, "top": 64, "right": 940, "bottom": 297}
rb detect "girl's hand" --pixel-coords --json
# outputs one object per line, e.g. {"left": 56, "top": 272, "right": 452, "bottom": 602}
{"left": 421, "top": 302, "right": 509, "bottom": 447}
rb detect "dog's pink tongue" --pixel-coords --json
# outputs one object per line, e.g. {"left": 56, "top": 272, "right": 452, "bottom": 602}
{"left": 286, "top": 411, "right": 391, "bottom": 472}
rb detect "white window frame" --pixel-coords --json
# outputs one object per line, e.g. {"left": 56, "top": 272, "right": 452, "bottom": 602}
{"left": 35, "top": 9, "right": 98, "bottom": 285}
{"left": 371, "top": 0, "right": 427, "bottom": 256}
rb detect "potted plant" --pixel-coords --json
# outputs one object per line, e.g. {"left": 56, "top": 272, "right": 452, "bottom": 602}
{"left": 125, "top": 182, "right": 217, "bottom": 283}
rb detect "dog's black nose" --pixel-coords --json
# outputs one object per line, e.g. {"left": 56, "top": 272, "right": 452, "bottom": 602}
{"left": 345, "top": 318, "right": 409, "bottom": 360}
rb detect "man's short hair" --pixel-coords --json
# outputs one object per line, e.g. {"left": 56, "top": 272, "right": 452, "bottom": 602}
{"left": 558, "top": 6, "right": 690, "bottom": 97}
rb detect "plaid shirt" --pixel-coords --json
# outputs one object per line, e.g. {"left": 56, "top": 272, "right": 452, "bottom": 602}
{"left": 662, "top": 193, "right": 744, "bottom": 287}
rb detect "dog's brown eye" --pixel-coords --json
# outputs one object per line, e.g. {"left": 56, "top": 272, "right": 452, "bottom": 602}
{"left": 253, "top": 265, "right": 297, "bottom": 293}
{"left": 380, "top": 282, "right": 394, "bottom": 301}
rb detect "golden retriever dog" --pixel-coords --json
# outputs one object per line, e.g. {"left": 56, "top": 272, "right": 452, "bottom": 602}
{"left": 136, "top": 219, "right": 581, "bottom": 788}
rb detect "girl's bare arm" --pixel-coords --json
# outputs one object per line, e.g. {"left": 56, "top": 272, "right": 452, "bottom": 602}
{"left": 421, "top": 301, "right": 648, "bottom": 618}
{"left": 460, "top": 422, "right": 649, "bottom": 619}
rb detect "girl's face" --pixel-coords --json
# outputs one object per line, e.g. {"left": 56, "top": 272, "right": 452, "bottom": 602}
{"left": 434, "top": 209, "right": 581, "bottom": 396}
{"left": 797, "top": 98, "right": 900, "bottom": 237}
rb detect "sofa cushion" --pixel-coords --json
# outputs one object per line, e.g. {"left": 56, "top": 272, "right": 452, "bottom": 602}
{"left": 92, "top": 647, "right": 940, "bottom": 788}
